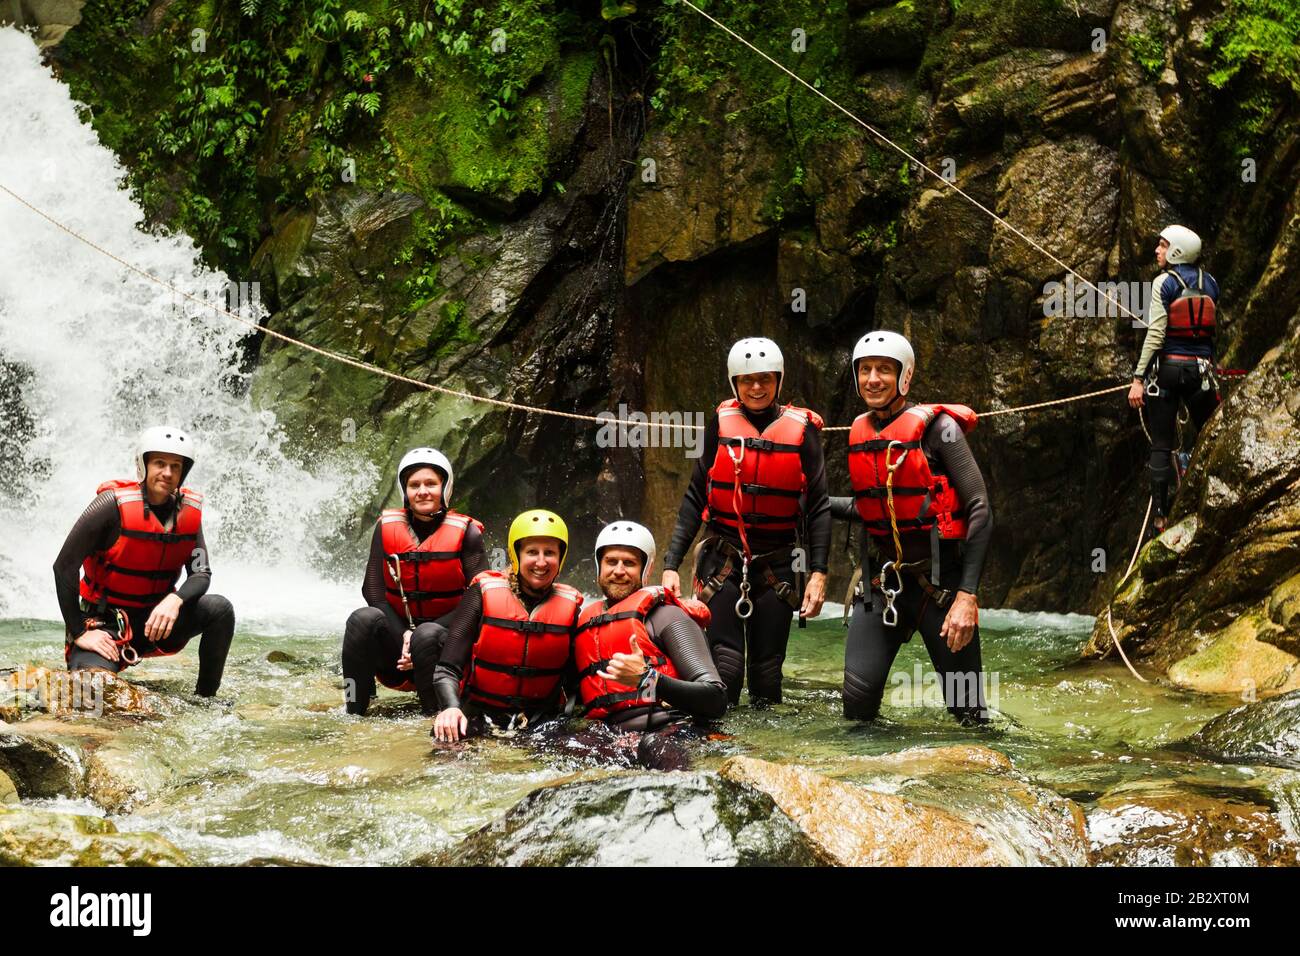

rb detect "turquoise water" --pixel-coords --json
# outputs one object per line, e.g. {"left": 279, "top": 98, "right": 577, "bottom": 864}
{"left": 0, "top": 611, "right": 1267, "bottom": 865}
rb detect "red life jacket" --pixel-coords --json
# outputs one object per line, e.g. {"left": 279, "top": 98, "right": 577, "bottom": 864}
{"left": 465, "top": 570, "right": 583, "bottom": 713}
{"left": 379, "top": 509, "right": 482, "bottom": 624}
{"left": 574, "top": 586, "right": 712, "bottom": 720}
{"left": 847, "top": 404, "right": 977, "bottom": 539}
{"left": 1164, "top": 267, "right": 1216, "bottom": 341}
{"left": 704, "top": 400, "right": 823, "bottom": 536}
{"left": 79, "top": 480, "right": 203, "bottom": 611}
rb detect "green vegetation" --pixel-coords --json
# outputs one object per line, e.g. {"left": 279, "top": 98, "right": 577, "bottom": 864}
{"left": 1205, "top": 0, "right": 1300, "bottom": 164}
{"left": 57, "top": 0, "right": 598, "bottom": 268}
{"left": 1125, "top": 28, "right": 1166, "bottom": 82}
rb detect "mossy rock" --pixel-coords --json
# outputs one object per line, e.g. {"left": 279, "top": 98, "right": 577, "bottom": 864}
{"left": 1189, "top": 688, "right": 1300, "bottom": 770}
{"left": 0, "top": 804, "right": 189, "bottom": 866}
{"left": 1167, "top": 611, "right": 1300, "bottom": 699}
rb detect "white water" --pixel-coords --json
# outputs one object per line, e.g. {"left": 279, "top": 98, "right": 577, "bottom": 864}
{"left": 0, "top": 28, "right": 372, "bottom": 629}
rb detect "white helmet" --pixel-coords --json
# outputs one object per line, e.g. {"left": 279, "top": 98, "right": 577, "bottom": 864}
{"left": 136, "top": 425, "right": 195, "bottom": 484}
{"left": 1160, "top": 225, "right": 1202, "bottom": 265}
{"left": 727, "top": 337, "right": 784, "bottom": 400}
{"left": 396, "top": 447, "right": 454, "bottom": 508}
{"left": 852, "top": 330, "right": 915, "bottom": 397}
{"left": 594, "top": 520, "right": 656, "bottom": 585}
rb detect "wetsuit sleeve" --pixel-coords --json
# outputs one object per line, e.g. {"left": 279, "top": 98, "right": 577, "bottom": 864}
{"left": 1134, "top": 275, "right": 1170, "bottom": 379}
{"left": 800, "top": 424, "right": 832, "bottom": 573}
{"left": 645, "top": 604, "right": 726, "bottom": 720}
{"left": 174, "top": 525, "right": 211, "bottom": 603}
{"left": 361, "top": 523, "right": 409, "bottom": 637}
{"left": 432, "top": 586, "right": 483, "bottom": 710}
{"left": 460, "top": 523, "right": 488, "bottom": 579}
{"left": 663, "top": 413, "right": 719, "bottom": 571}
{"left": 51, "top": 491, "right": 120, "bottom": 637}
{"left": 829, "top": 496, "right": 858, "bottom": 521}
{"left": 927, "top": 416, "right": 993, "bottom": 595}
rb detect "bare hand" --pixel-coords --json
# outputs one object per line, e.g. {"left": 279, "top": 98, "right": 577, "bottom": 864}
{"left": 661, "top": 569, "right": 682, "bottom": 599}
{"left": 941, "top": 592, "right": 979, "bottom": 653}
{"left": 1127, "top": 380, "right": 1146, "bottom": 409}
{"left": 433, "top": 707, "right": 468, "bottom": 743}
{"left": 599, "top": 646, "right": 647, "bottom": 684}
{"left": 144, "top": 593, "right": 183, "bottom": 643}
{"left": 396, "top": 630, "right": 414, "bottom": 671}
{"left": 800, "top": 571, "right": 827, "bottom": 619}
{"left": 74, "top": 628, "right": 119, "bottom": 662}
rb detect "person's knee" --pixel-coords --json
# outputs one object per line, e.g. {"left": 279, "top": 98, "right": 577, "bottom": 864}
{"left": 410, "top": 622, "right": 447, "bottom": 664}
{"left": 200, "top": 593, "right": 235, "bottom": 623}
{"left": 342, "top": 607, "right": 384, "bottom": 657}
{"left": 747, "top": 653, "right": 784, "bottom": 698}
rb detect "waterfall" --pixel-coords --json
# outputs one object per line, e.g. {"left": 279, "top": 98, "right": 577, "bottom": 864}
{"left": 0, "top": 27, "right": 374, "bottom": 634}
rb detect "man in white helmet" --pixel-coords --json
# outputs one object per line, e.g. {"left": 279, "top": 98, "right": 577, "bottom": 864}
{"left": 831, "top": 331, "right": 994, "bottom": 725}
{"left": 52, "top": 426, "right": 235, "bottom": 696}
{"left": 552, "top": 521, "right": 725, "bottom": 770}
{"left": 661, "top": 337, "right": 832, "bottom": 708}
{"left": 341, "top": 447, "right": 487, "bottom": 716}
{"left": 1126, "top": 224, "right": 1222, "bottom": 531}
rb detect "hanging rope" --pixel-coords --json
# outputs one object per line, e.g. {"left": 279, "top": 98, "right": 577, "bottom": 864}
{"left": 1102, "top": 495, "right": 1154, "bottom": 683}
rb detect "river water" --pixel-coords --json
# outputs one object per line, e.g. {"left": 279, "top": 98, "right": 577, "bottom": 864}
{"left": 3, "top": 608, "right": 1284, "bottom": 865}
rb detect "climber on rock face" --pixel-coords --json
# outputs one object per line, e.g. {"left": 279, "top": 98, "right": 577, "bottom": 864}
{"left": 341, "top": 447, "right": 486, "bottom": 716}
{"left": 659, "top": 337, "right": 832, "bottom": 708}
{"left": 831, "top": 332, "right": 993, "bottom": 726}
{"left": 1126, "top": 224, "right": 1222, "bottom": 532}
{"left": 52, "top": 426, "right": 235, "bottom": 696}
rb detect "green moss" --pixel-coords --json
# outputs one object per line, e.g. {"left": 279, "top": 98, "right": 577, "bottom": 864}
{"left": 1207, "top": 0, "right": 1300, "bottom": 94}
{"left": 1125, "top": 29, "right": 1166, "bottom": 82}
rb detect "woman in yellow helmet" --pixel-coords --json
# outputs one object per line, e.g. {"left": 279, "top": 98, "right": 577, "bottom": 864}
{"left": 431, "top": 509, "right": 584, "bottom": 742}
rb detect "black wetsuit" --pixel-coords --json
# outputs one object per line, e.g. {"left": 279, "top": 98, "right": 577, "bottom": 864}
{"left": 342, "top": 511, "right": 486, "bottom": 715}
{"left": 431, "top": 581, "right": 578, "bottom": 733}
{"left": 832, "top": 404, "right": 993, "bottom": 724}
{"left": 663, "top": 404, "right": 831, "bottom": 704}
{"left": 557, "top": 600, "right": 726, "bottom": 771}
{"left": 52, "top": 489, "right": 234, "bottom": 696}
{"left": 1135, "top": 266, "right": 1222, "bottom": 518}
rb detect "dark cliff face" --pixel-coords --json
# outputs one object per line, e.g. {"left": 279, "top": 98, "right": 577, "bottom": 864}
{"left": 32, "top": 1, "right": 1300, "bottom": 636}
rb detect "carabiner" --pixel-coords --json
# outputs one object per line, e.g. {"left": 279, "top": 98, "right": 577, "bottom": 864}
{"left": 878, "top": 560, "right": 905, "bottom": 629}
{"left": 734, "top": 558, "right": 754, "bottom": 619}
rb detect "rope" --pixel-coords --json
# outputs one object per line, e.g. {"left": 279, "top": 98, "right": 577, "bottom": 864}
{"left": 674, "top": 0, "right": 1145, "bottom": 326}
{"left": 1103, "top": 495, "right": 1153, "bottom": 683}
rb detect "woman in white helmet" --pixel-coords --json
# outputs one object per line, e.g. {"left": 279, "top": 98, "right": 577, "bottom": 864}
{"left": 831, "top": 331, "right": 993, "bottom": 725}
{"left": 660, "top": 336, "right": 832, "bottom": 707}
{"left": 341, "top": 447, "right": 487, "bottom": 716}
{"left": 1126, "top": 224, "right": 1222, "bottom": 531}
{"left": 53, "top": 426, "right": 235, "bottom": 695}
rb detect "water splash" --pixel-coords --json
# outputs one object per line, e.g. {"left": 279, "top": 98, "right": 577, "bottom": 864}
{"left": 0, "top": 27, "right": 373, "bottom": 626}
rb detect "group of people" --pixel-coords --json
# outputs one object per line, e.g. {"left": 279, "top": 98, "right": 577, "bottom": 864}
{"left": 52, "top": 225, "right": 1220, "bottom": 755}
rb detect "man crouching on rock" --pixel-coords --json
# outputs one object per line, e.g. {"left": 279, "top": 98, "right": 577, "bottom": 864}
{"left": 51, "top": 426, "right": 235, "bottom": 696}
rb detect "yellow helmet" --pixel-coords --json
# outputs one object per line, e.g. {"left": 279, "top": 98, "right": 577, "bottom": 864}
{"left": 507, "top": 509, "right": 569, "bottom": 575}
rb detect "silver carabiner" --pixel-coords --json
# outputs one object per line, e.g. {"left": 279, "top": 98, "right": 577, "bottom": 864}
{"left": 878, "top": 560, "right": 904, "bottom": 629}
{"left": 734, "top": 558, "right": 754, "bottom": 619}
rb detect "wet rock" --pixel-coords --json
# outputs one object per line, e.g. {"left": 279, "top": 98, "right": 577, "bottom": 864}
{"left": 0, "top": 729, "right": 83, "bottom": 798}
{"left": 427, "top": 772, "right": 824, "bottom": 867}
{"left": 1167, "top": 612, "right": 1300, "bottom": 699}
{"left": 1189, "top": 689, "right": 1300, "bottom": 770}
{"left": 0, "top": 0, "right": 84, "bottom": 48}
{"left": 1, "top": 666, "right": 169, "bottom": 718}
{"left": 0, "top": 804, "right": 188, "bottom": 866}
{"left": 0, "top": 768, "right": 17, "bottom": 805}
{"left": 724, "top": 752, "right": 1091, "bottom": 866}
{"left": 84, "top": 743, "right": 178, "bottom": 815}
{"left": 266, "top": 650, "right": 297, "bottom": 664}
{"left": 1087, "top": 782, "right": 1300, "bottom": 866}
{"left": 721, "top": 756, "right": 1003, "bottom": 865}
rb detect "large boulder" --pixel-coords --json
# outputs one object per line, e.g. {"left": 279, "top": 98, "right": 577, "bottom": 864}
{"left": 2, "top": 666, "right": 170, "bottom": 718}
{"left": 1188, "top": 689, "right": 1300, "bottom": 770}
{"left": 427, "top": 771, "right": 825, "bottom": 867}
{"left": 725, "top": 749, "right": 1091, "bottom": 866}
